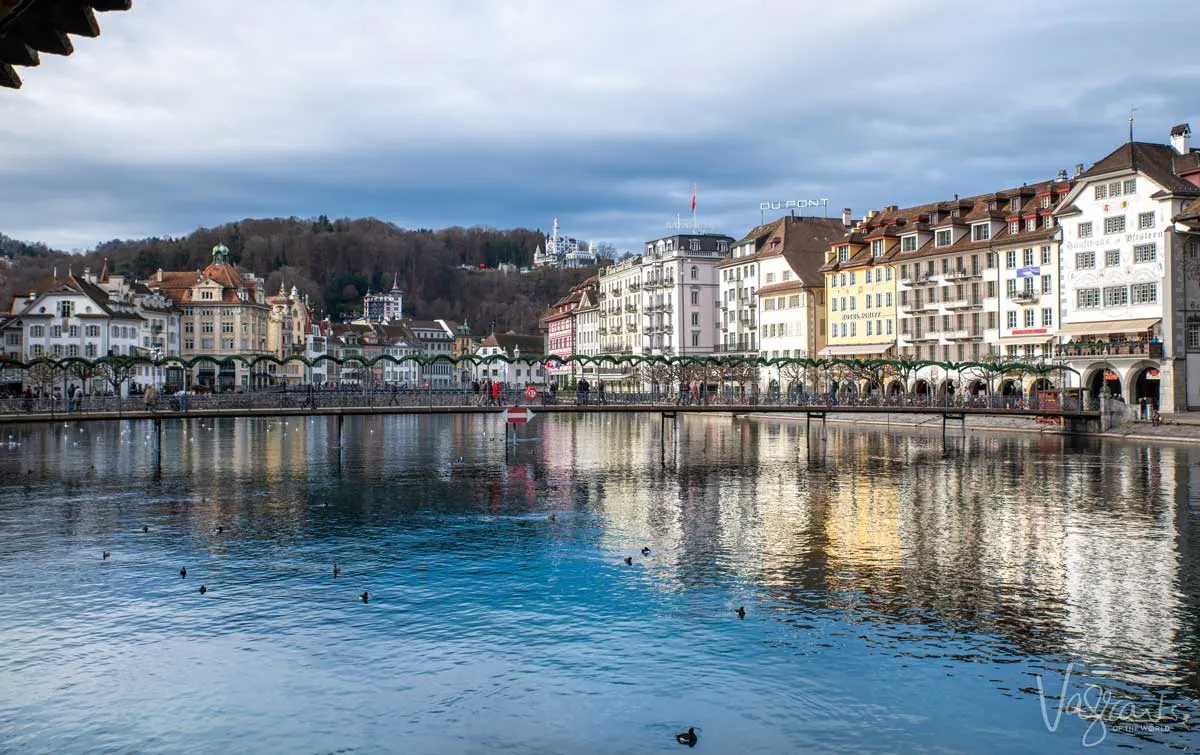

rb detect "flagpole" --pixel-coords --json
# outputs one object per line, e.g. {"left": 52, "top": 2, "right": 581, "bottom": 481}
{"left": 691, "top": 182, "right": 697, "bottom": 230}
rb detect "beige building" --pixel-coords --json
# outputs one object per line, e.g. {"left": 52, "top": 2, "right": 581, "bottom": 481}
{"left": 147, "top": 244, "right": 272, "bottom": 391}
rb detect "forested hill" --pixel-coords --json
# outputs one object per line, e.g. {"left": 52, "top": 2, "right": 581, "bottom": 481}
{"left": 0, "top": 217, "right": 601, "bottom": 335}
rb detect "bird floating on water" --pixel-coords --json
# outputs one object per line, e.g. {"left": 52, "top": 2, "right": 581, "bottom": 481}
{"left": 142, "top": 526, "right": 149, "bottom": 533}
{"left": 624, "top": 556, "right": 633, "bottom": 566}
{"left": 180, "top": 567, "right": 187, "bottom": 578}
{"left": 676, "top": 727, "right": 697, "bottom": 747}
{"left": 547, "top": 513, "right": 556, "bottom": 522}
{"left": 333, "top": 564, "right": 341, "bottom": 577}
{"left": 641, "top": 547, "right": 651, "bottom": 556}
{"left": 199, "top": 585, "right": 207, "bottom": 595}
{"left": 215, "top": 526, "right": 223, "bottom": 534}
{"left": 102, "top": 551, "right": 110, "bottom": 560}
{"left": 361, "top": 591, "right": 369, "bottom": 603}
{"left": 736, "top": 606, "right": 746, "bottom": 619}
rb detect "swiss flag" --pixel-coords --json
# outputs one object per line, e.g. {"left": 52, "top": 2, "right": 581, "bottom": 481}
{"left": 691, "top": 184, "right": 697, "bottom": 213}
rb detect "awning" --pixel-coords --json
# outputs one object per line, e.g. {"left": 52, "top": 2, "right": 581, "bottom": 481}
{"left": 998, "top": 336, "right": 1051, "bottom": 346}
{"left": 1056, "top": 318, "right": 1161, "bottom": 337}
{"left": 819, "top": 343, "right": 894, "bottom": 357}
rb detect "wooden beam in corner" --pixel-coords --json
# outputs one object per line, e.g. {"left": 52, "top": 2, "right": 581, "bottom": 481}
{"left": 0, "top": 33, "right": 39, "bottom": 66}
{"left": 86, "top": 0, "right": 131, "bottom": 11}
{"left": 0, "top": 59, "right": 21, "bottom": 88}
{"left": 52, "top": 3, "right": 100, "bottom": 38}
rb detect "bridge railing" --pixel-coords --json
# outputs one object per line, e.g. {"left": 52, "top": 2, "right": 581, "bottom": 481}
{"left": 0, "top": 387, "right": 1086, "bottom": 416}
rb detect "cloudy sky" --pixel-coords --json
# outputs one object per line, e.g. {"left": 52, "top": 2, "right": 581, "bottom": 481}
{"left": 1, "top": 0, "right": 1199, "bottom": 252}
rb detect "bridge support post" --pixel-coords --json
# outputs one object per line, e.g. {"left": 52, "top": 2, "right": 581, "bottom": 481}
{"left": 660, "top": 411, "right": 677, "bottom": 467}
{"left": 154, "top": 416, "right": 162, "bottom": 473}
{"left": 337, "top": 413, "right": 344, "bottom": 447}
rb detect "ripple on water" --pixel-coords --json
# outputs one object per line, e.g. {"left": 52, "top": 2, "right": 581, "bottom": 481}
{"left": 0, "top": 414, "right": 1198, "bottom": 753}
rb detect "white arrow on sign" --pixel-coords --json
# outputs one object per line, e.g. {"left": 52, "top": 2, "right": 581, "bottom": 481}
{"left": 504, "top": 407, "right": 535, "bottom": 423}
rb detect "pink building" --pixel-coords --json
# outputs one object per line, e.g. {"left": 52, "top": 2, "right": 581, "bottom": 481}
{"left": 543, "top": 276, "right": 597, "bottom": 386}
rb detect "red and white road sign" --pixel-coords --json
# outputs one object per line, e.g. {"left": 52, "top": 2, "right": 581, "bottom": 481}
{"left": 524, "top": 385, "right": 538, "bottom": 400}
{"left": 504, "top": 407, "right": 535, "bottom": 423}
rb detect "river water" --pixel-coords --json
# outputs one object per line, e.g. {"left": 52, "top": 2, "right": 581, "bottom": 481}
{"left": 0, "top": 414, "right": 1197, "bottom": 754}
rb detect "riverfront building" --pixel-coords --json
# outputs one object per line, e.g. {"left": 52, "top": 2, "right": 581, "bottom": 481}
{"left": 819, "top": 215, "right": 900, "bottom": 363}
{"left": 147, "top": 244, "right": 272, "bottom": 391}
{"left": 1052, "top": 124, "right": 1200, "bottom": 411}
{"left": 641, "top": 232, "right": 731, "bottom": 358}
{"left": 543, "top": 277, "right": 597, "bottom": 387}
{"left": 748, "top": 215, "right": 847, "bottom": 362}
{"left": 533, "top": 217, "right": 598, "bottom": 268}
{"left": 362, "top": 275, "right": 405, "bottom": 323}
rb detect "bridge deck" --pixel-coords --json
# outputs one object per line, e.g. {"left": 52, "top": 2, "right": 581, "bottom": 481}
{"left": 0, "top": 403, "right": 1100, "bottom": 426}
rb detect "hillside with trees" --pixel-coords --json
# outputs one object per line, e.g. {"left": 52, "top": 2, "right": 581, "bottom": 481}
{"left": 0, "top": 217, "right": 603, "bottom": 335}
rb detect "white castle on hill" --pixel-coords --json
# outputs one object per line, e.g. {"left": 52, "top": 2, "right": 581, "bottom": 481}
{"left": 533, "top": 217, "right": 599, "bottom": 268}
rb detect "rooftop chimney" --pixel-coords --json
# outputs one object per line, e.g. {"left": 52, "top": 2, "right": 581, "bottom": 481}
{"left": 1171, "top": 123, "right": 1191, "bottom": 155}
{"left": 842, "top": 208, "right": 852, "bottom": 228}
{"left": 1074, "top": 163, "right": 1084, "bottom": 177}
{"left": 1057, "top": 169, "right": 1068, "bottom": 181}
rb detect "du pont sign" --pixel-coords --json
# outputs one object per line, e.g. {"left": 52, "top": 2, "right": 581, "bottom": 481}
{"left": 760, "top": 199, "right": 830, "bottom": 211}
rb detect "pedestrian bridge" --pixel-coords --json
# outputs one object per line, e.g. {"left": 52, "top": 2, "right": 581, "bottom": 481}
{"left": 0, "top": 390, "right": 1104, "bottom": 433}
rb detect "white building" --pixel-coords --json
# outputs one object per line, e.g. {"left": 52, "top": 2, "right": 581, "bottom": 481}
{"left": 573, "top": 287, "right": 602, "bottom": 384}
{"left": 641, "top": 232, "right": 730, "bottom": 357}
{"left": 403, "top": 319, "right": 456, "bottom": 388}
{"left": 472, "top": 331, "right": 546, "bottom": 387}
{"left": 597, "top": 255, "right": 644, "bottom": 365}
{"left": 533, "top": 217, "right": 598, "bottom": 268}
{"left": 1, "top": 272, "right": 152, "bottom": 395}
{"left": 362, "top": 275, "right": 404, "bottom": 323}
{"left": 744, "top": 215, "right": 847, "bottom": 364}
{"left": 1054, "top": 123, "right": 1200, "bottom": 411}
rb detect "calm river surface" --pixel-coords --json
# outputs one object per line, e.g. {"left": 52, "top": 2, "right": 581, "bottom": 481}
{"left": 0, "top": 414, "right": 1198, "bottom": 754}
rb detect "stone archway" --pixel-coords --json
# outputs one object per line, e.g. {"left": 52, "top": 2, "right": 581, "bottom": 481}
{"left": 1000, "top": 379, "right": 1019, "bottom": 396}
{"left": 913, "top": 379, "right": 930, "bottom": 396}
{"left": 939, "top": 379, "right": 956, "bottom": 395}
{"left": 1085, "top": 364, "right": 1122, "bottom": 398}
{"left": 1129, "top": 363, "right": 1161, "bottom": 409}
{"left": 886, "top": 379, "right": 905, "bottom": 396}
{"left": 966, "top": 379, "right": 986, "bottom": 395}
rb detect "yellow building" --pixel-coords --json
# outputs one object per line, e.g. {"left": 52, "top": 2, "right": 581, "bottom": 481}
{"left": 818, "top": 211, "right": 899, "bottom": 361}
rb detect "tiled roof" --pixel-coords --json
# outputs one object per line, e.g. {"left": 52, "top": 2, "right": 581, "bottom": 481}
{"left": 769, "top": 217, "right": 850, "bottom": 287}
{"left": 478, "top": 331, "right": 544, "bottom": 357}
{"left": 148, "top": 263, "right": 263, "bottom": 306}
{"left": 1078, "top": 142, "right": 1200, "bottom": 196}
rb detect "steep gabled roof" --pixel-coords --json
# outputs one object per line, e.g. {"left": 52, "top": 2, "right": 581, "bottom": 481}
{"left": 478, "top": 330, "right": 544, "bottom": 357}
{"left": 1077, "top": 141, "right": 1200, "bottom": 196}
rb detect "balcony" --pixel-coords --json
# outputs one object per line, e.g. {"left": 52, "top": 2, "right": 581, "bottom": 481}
{"left": 629, "top": 282, "right": 641, "bottom": 291}
{"left": 626, "top": 323, "right": 638, "bottom": 333}
{"left": 598, "top": 327, "right": 607, "bottom": 335}
{"left": 909, "top": 331, "right": 940, "bottom": 342}
{"left": 945, "top": 268, "right": 982, "bottom": 281}
{"left": 625, "top": 304, "right": 638, "bottom": 313}
{"left": 1056, "top": 340, "right": 1163, "bottom": 359}
{"left": 901, "top": 301, "right": 938, "bottom": 314}
{"left": 945, "top": 297, "right": 983, "bottom": 310}
{"left": 1010, "top": 290, "right": 1040, "bottom": 303}
{"left": 944, "top": 329, "right": 982, "bottom": 340}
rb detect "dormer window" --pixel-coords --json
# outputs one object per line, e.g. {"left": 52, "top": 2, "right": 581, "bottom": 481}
{"left": 951, "top": 209, "right": 960, "bottom": 218}
{"left": 871, "top": 239, "right": 884, "bottom": 257}
{"left": 1012, "top": 198, "right": 1022, "bottom": 211}
{"left": 935, "top": 230, "right": 952, "bottom": 247}
{"left": 1026, "top": 218, "right": 1037, "bottom": 232}
{"left": 929, "top": 212, "right": 939, "bottom": 224}
{"left": 837, "top": 245, "right": 849, "bottom": 262}
{"left": 901, "top": 235, "right": 917, "bottom": 252}
{"left": 201, "top": 290, "right": 213, "bottom": 300}
{"left": 1009, "top": 221, "right": 1019, "bottom": 234}
{"left": 971, "top": 223, "right": 990, "bottom": 242}
{"left": 1040, "top": 196, "right": 1051, "bottom": 209}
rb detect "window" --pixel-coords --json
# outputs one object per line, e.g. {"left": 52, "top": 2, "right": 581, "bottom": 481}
{"left": 1076, "top": 251, "right": 1096, "bottom": 269}
{"left": 1124, "top": 179, "right": 1137, "bottom": 195}
{"left": 69, "top": 326, "right": 78, "bottom": 338}
{"left": 1134, "top": 243, "right": 1156, "bottom": 263}
{"left": 788, "top": 295, "right": 799, "bottom": 308}
{"left": 867, "top": 321, "right": 873, "bottom": 336}
{"left": 222, "top": 322, "right": 234, "bottom": 334}
{"left": 1024, "top": 309, "right": 1035, "bottom": 328}
{"left": 691, "top": 332, "right": 699, "bottom": 347}
{"left": 1023, "top": 248, "right": 1034, "bottom": 267}
{"left": 1094, "top": 184, "right": 1108, "bottom": 200}
{"left": 765, "top": 272, "right": 775, "bottom": 284}
{"left": 1138, "top": 212, "right": 1155, "bottom": 230}
{"left": 840, "top": 323, "right": 847, "bottom": 337}
{"left": 875, "top": 268, "right": 883, "bottom": 283}
{"left": 1006, "top": 250, "right": 1017, "bottom": 268}
{"left": 1042, "top": 308, "right": 1053, "bottom": 327}
{"left": 886, "top": 292, "right": 893, "bottom": 307}
{"left": 1041, "top": 196, "right": 1052, "bottom": 209}
{"left": 1105, "top": 249, "right": 1120, "bottom": 267}
{"left": 1042, "top": 275, "right": 1052, "bottom": 294}
{"left": 690, "top": 266, "right": 698, "bottom": 280}
{"left": 832, "top": 298, "right": 838, "bottom": 312}
{"left": 691, "top": 312, "right": 699, "bottom": 326}
{"left": 1109, "top": 181, "right": 1122, "bottom": 197}
{"left": 1026, "top": 218, "right": 1037, "bottom": 232}
{"left": 850, "top": 323, "right": 856, "bottom": 337}
{"left": 1040, "top": 246, "right": 1051, "bottom": 265}
{"left": 837, "top": 246, "right": 849, "bottom": 262}
{"left": 1009, "top": 221, "right": 1019, "bottom": 234}
{"left": 58, "top": 301, "right": 74, "bottom": 318}
{"left": 690, "top": 290, "right": 699, "bottom": 305}
{"left": 201, "top": 338, "right": 214, "bottom": 350}
{"left": 972, "top": 224, "right": 991, "bottom": 241}
{"left": 902, "top": 236, "right": 917, "bottom": 252}
{"left": 184, "top": 322, "right": 194, "bottom": 333}
{"left": 986, "top": 281, "right": 996, "bottom": 298}
{"left": 1104, "top": 215, "right": 1126, "bottom": 234}
{"left": 850, "top": 296, "right": 856, "bottom": 311}
{"left": 202, "top": 322, "right": 214, "bottom": 333}
{"left": 872, "top": 239, "right": 884, "bottom": 256}
{"left": 689, "top": 239, "right": 700, "bottom": 251}
{"left": 782, "top": 270, "right": 791, "bottom": 281}
{"left": 717, "top": 241, "right": 729, "bottom": 253}
{"left": 936, "top": 230, "right": 952, "bottom": 247}
{"left": 1078, "top": 222, "right": 1093, "bottom": 239}
{"left": 85, "top": 344, "right": 96, "bottom": 358}
{"left": 1131, "top": 282, "right": 1158, "bottom": 304}
{"left": 29, "top": 325, "right": 43, "bottom": 338}
{"left": 1007, "top": 311, "right": 1017, "bottom": 328}
{"left": 886, "top": 267, "right": 893, "bottom": 281}
{"left": 839, "top": 273, "right": 846, "bottom": 287}
{"left": 1190, "top": 322, "right": 1200, "bottom": 351}
{"left": 887, "top": 319, "right": 893, "bottom": 335}
{"left": 849, "top": 272, "right": 856, "bottom": 285}
{"left": 1077, "top": 288, "right": 1101, "bottom": 308}
{"left": 201, "top": 290, "right": 213, "bottom": 300}
{"left": 184, "top": 339, "right": 194, "bottom": 350}
{"left": 1103, "top": 286, "right": 1128, "bottom": 307}
{"left": 49, "top": 325, "right": 61, "bottom": 338}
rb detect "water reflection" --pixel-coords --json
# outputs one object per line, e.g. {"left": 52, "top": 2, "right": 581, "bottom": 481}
{"left": 0, "top": 413, "right": 1197, "bottom": 752}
